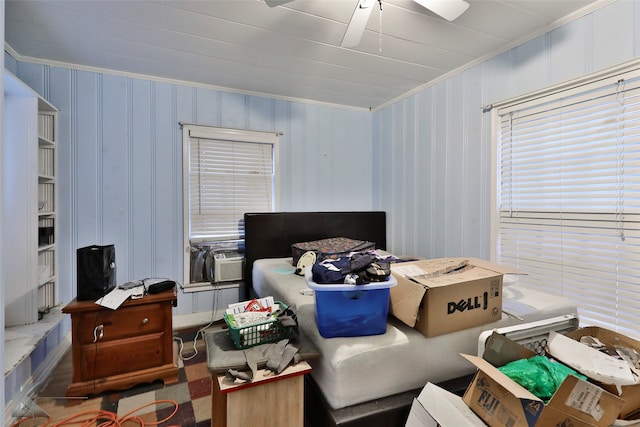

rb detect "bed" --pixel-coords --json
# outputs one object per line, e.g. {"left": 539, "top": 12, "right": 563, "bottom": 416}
{"left": 243, "top": 211, "right": 579, "bottom": 427}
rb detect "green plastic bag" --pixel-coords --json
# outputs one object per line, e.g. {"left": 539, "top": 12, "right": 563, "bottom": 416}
{"left": 498, "top": 355, "right": 587, "bottom": 402}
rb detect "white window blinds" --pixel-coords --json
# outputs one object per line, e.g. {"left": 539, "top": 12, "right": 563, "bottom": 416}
{"left": 184, "top": 126, "right": 278, "bottom": 243}
{"left": 496, "top": 67, "right": 640, "bottom": 338}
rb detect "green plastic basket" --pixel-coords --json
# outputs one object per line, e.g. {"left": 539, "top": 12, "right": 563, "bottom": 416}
{"left": 224, "top": 301, "right": 291, "bottom": 349}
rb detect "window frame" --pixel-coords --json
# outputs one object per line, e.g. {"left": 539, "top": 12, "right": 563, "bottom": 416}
{"left": 181, "top": 124, "right": 279, "bottom": 289}
{"left": 490, "top": 58, "right": 640, "bottom": 337}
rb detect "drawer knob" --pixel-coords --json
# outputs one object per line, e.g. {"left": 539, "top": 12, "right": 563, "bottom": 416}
{"left": 142, "top": 317, "right": 149, "bottom": 325}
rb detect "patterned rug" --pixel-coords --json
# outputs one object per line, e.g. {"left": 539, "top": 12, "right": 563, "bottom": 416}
{"left": 14, "top": 329, "right": 213, "bottom": 427}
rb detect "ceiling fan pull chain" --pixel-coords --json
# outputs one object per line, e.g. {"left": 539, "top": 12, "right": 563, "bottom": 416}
{"left": 378, "top": 0, "right": 383, "bottom": 52}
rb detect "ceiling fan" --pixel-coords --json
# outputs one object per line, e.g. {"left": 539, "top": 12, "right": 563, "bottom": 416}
{"left": 264, "top": 0, "right": 470, "bottom": 48}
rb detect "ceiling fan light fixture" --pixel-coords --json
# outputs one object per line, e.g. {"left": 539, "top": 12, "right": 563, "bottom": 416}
{"left": 339, "top": 0, "right": 468, "bottom": 48}
{"left": 412, "top": 0, "right": 469, "bottom": 21}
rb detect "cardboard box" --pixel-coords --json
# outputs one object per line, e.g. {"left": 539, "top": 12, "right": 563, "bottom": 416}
{"left": 389, "top": 257, "right": 515, "bottom": 337}
{"left": 405, "top": 382, "right": 487, "bottom": 427}
{"left": 461, "top": 333, "right": 624, "bottom": 427}
{"left": 549, "top": 326, "right": 640, "bottom": 420}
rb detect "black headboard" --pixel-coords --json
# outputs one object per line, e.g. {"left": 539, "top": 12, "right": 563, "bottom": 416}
{"left": 243, "top": 211, "right": 387, "bottom": 298}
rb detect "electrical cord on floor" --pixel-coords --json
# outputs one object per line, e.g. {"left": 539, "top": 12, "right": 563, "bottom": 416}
{"left": 11, "top": 399, "right": 179, "bottom": 427}
{"left": 174, "top": 331, "right": 204, "bottom": 361}
{"left": 174, "top": 282, "right": 222, "bottom": 361}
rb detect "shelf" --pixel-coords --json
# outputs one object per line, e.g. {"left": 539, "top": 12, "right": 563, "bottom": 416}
{"left": 4, "top": 307, "right": 65, "bottom": 377}
{"left": 38, "top": 274, "right": 55, "bottom": 287}
{"left": 38, "top": 136, "right": 55, "bottom": 147}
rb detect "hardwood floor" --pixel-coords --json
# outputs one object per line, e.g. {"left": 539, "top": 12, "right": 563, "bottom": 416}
{"left": 38, "top": 349, "right": 74, "bottom": 399}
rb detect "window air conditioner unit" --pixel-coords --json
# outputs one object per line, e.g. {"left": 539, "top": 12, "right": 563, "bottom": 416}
{"left": 213, "top": 253, "right": 244, "bottom": 283}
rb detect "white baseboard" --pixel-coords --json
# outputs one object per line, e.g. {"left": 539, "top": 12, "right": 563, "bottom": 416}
{"left": 172, "top": 311, "right": 224, "bottom": 331}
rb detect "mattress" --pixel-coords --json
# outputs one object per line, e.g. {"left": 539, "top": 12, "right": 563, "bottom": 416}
{"left": 252, "top": 257, "right": 578, "bottom": 410}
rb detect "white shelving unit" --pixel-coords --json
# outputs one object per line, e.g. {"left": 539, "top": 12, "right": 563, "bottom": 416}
{"left": 37, "top": 100, "right": 57, "bottom": 318}
{"left": 2, "top": 70, "right": 58, "bottom": 326}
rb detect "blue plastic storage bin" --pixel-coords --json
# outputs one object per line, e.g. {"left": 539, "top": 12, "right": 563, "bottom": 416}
{"left": 305, "top": 268, "right": 397, "bottom": 338}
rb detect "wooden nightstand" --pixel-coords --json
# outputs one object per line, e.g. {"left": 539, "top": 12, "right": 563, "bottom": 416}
{"left": 62, "top": 290, "right": 178, "bottom": 398}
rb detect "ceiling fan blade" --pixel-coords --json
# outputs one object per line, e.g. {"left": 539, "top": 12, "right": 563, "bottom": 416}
{"left": 341, "top": 0, "right": 376, "bottom": 48}
{"left": 412, "top": 0, "right": 469, "bottom": 21}
{"left": 264, "top": 0, "right": 294, "bottom": 7}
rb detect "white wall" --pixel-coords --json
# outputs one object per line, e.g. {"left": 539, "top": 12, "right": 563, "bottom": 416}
{"left": 374, "top": 0, "right": 640, "bottom": 260}
{"left": 10, "top": 64, "right": 373, "bottom": 317}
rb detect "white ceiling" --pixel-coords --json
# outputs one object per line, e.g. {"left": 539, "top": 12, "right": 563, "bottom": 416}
{"left": 5, "top": 0, "right": 604, "bottom": 110}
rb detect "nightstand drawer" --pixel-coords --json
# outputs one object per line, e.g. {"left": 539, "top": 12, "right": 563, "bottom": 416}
{"left": 81, "top": 332, "right": 166, "bottom": 380}
{"left": 75, "top": 303, "right": 167, "bottom": 343}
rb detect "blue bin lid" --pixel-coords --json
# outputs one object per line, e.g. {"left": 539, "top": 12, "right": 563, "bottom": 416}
{"left": 304, "top": 267, "right": 396, "bottom": 291}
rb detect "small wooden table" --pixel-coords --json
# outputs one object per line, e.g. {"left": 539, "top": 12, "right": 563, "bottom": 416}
{"left": 212, "top": 361, "right": 312, "bottom": 427}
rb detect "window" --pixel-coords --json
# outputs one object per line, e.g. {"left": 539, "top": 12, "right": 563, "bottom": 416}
{"left": 492, "top": 62, "right": 640, "bottom": 338}
{"left": 182, "top": 125, "right": 279, "bottom": 288}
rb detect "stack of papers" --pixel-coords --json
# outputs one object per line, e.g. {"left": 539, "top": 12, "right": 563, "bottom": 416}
{"left": 96, "top": 288, "right": 138, "bottom": 310}
{"left": 225, "top": 296, "right": 277, "bottom": 328}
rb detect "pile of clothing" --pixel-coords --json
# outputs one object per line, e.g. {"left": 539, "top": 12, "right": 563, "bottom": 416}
{"left": 311, "top": 250, "right": 396, "bottom": 285}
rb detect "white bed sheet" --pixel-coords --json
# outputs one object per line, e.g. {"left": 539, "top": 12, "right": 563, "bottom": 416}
{"left": 253, "top": 257, "right": 578, "bottom": 410}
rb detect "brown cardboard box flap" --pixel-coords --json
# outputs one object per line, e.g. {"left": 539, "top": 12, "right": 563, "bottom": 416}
{"left": 466, "top": 257, "right": 524, "bottom": 275}
{"left": 482, "top": 331, "right": 537, "bottom": 367}
{"left": 461, "top": 354, "right": 541, "bottom": 401}
{"left": 392, "top": 257, "right": 514, "bottom": 289}
{"left": 393, "top": 257, "right": 470, "bottom": 278}
{"left": 388, "top": 277, "right": 426, "bottom": 328}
